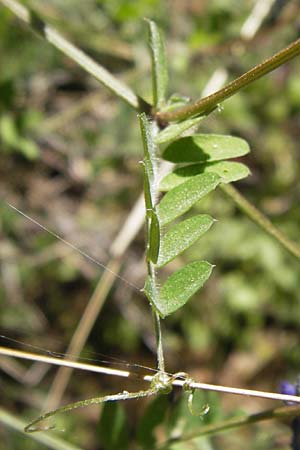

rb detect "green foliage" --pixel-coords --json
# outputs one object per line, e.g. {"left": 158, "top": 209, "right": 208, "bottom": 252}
{"left": 139, "top": 113, "right": 160, "bottom": 264}
{"left": 136, "top": 395, "right": 169, "bottom": 448}
{"left": 0, "top": 114, "right": 39, "bottom": 160}
{"left": 157, "top": 214, "right": 215, "bottom": 267}
{"left": 147, "top": 19, "right": 168, "bottom": 108}
{"left": 1, "top": 2, "right": 299, "bottom": 449}
{"left": 160, "top": 161, "right": 250, "bottom": 189}
{"left": 154, "top": 261, "right": 213, "bottom": 317}
{"left": 157, "top": 173, "right": 221, "bottom": 226}
{"left": 155, "top": 117, "right": 205, "bottom": 144}
{"left": 162, "top": 134, "right": 250, "bottom": 163}
{"left": 98, "top": 402, "right": 129, "bottom": 450}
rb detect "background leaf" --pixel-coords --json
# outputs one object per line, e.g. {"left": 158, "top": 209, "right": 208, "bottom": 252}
{"left": 158, "top": 172, "right": 220, "bottom": 225}
{"left": 162, "top": 134, "right": 250, "bottom": 163}
{"left": 136, "top": 395, "right": 169, "bottom": 449}
{"left": 157, "top": 214, "right": 215, "bottom": 267}
{"left": 97, "top": 402, "right": 129, "bottom": 450}
{"left": 157, "top": 261, "right": 213, "bottom": 316}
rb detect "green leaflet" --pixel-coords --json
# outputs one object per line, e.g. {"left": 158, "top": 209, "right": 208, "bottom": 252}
{"left": 155, "top": 117, "right": 204, "bottom": 144}
{"left": 149, "top": 211, "right": 160, "bottom": 264}
{"left": 144, "top": 261, "right": 213, "bottom": 317}
{"left": 147, "top": 19, "right": 168, "bottom": 108}
{"left": 143, "top": 276, "right": 160, "bottom": 315}
{"left": 139, "top": 113, "right": 161, "bottom": 264}
{"left": 162, "top": 134, "right": 250, "bottom": 163}
{"left": 157, "top": 172, "right": 220, "bottom": 226}
{"left": 139, "top": 114, "right": 157, "bottom": 198}
{"left": 156, "top": 214, "right": 215, "bottom": 268}
{"left": 160, "top": 161, "right": 250, "bottom": 191}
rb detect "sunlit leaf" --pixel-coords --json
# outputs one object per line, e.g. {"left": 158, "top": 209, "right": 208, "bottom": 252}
{"left": 155, "top": 117, "right": 204, "bottom": 144}
{"left": 147, "top": 19, "right": 168, "bottom": 108}
{"left": 143, "top": 275, "right": 160, "bottom": 315}
{"left": 162, "top": 134, "right": 250, "bottom": 163}
{"left": 160, "top": 161, "right": 250, "bottom": 191}
{"left": 157, "top": 215, "right": 215, "bottom": 267}
{"left": 158, "top": 173, "right": 220, "bottom": 225}
{"left": 158, "top": 261, "right": 213, "bottom": 316}
{"left": 149, "top": 211, "right": 160, "bottom": 264}
{"left": 139, "top": 114, "right": 157, "bottom": 202}
{"left": 139, "top": 113, "right": 161, "bottom": 263}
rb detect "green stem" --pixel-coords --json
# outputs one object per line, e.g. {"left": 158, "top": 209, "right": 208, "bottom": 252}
{"left": 221, "top": 184, "right": 300, "bottom": 259}
{"left": 156, "top": 38, "right": 300, "bottom": 122}
{"left": 157, "top": 403, "right": 300, "bottom": 448}
{"left": 1, "top": 0, "right": 150, "bottom": 112}
{"left": 153, "top": 309, "right": 165, "bottom": 372}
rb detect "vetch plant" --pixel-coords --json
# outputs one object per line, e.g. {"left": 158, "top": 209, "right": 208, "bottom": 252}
{"left": 1, "top": 1, "right": 300, "bottom": 448}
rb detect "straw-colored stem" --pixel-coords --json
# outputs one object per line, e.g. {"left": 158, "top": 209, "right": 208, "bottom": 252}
{"left": 153, "top": 310, "right": 165, "bottom": 372}
{"left": 2, "top": 346, "right": 300, "bottom": 404}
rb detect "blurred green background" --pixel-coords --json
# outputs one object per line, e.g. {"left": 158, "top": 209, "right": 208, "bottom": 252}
{"left": 0, "top": 0, "right": 300, "bottom": 449}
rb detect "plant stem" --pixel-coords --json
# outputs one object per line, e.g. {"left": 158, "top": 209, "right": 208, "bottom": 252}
{"left": 1, "top": 0, "right": 149, "bottom": 111}
{"left": 156, "top": 38, "right": 300, "bottom": 122}
{"left": 221, "top": 184, "right": 300, "bottom": 259}
{"left": 153, "top": 310, "right": 165, "bottom": 372}
{"left": 157, "top": 403, "right": 300, "bottom": 448}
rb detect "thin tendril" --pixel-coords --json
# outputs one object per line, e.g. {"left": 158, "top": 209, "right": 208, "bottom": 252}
{"left": 25, "top": 387, "right": 159, "bottom": 433}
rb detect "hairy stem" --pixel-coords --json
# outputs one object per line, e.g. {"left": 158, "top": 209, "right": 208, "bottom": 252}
{"left": 153, "top": 310, "right": 165, "bottom": 372}
{"left": 221, "top": 184, "right": 300, "bottom": 259}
